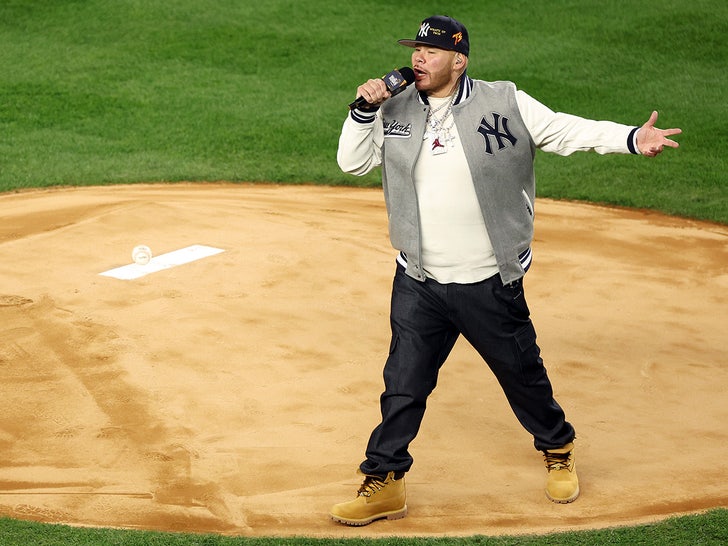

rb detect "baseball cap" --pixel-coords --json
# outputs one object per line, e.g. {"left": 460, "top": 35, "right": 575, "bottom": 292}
{"left": 398, "top": 15, "right": 470, "bottom": 57}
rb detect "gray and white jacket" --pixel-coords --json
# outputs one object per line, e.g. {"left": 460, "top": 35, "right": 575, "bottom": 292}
{"left": 337, "top": 74, "right": 639, "bottom": 285}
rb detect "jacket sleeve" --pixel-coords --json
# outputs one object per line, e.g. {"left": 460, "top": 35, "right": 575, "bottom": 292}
{"left": 516, "top": 90, "right": 640, "bottom": 156}
{"left": 336, "top": 109, "right": 385, "bottom": 176}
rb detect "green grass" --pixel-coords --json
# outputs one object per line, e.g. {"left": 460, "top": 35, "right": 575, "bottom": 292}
{"left": 1, "top": 509, "right": 727, "bottom": 545}
{"left": 0, "top": 1, "right": 726, "bottom": 544}
{"left": 1, "top": 0, "right": 726, "bottom": 222}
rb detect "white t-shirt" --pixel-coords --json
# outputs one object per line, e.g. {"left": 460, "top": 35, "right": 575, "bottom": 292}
{"left": 414, "top": 95, "right": 498, "bottom": 283}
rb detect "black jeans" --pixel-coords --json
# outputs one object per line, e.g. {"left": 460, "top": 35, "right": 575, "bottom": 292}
{"left": 360, "top": 264, "right": 575, "bottom": 476}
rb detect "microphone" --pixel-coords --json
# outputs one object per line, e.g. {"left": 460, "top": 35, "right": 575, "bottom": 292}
{"left": 348, "top": 66, "right": 416, "bottom": 111}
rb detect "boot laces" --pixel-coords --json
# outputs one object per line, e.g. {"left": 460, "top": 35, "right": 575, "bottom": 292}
{"left": 357, "top": 475, "right": 388, "bottom": 498}
{"left": 544, "top": 450, "right": 572, "bottom": 472}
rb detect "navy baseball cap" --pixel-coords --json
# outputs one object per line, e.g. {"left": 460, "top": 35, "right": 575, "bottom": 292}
{"left": 398, "top": 15, "right": 470, "bottom": 57}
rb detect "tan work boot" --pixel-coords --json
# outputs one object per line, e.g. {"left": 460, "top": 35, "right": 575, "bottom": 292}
{"left": 330, "top": 471, "right": 407, "bottom": 526}
{"left": 543, "top": 442, "right": 580, "bottom": 503}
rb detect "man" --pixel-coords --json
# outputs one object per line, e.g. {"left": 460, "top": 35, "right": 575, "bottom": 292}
{"left": 330, "top": 15, "right": 681, "bottom": 527}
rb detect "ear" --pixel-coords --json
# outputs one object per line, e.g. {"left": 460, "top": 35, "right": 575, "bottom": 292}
{"left": 455, "top": 54, "right": 469, "bottom": 72}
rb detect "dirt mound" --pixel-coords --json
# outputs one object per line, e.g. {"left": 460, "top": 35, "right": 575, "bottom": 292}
{"left": 0, "top": 183, "right": 726, "bottom": 538}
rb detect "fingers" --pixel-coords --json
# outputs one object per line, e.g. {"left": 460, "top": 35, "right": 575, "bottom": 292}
{"left": 644, "top": 136, "right": 680, "bottom": 157}
{"left": 644, "top": 111, "right": 682, "bottom": 139}
{"left": 355, "top": 79, "right": 391, "bottom": 106}
{"left": 664, "top": 127, "right": 683, "bottom": 138}
{"left": 645, "top": 146, "right": 661, "bottom": 157}
{"left": 644, "top": 134, "right": 680, "bottom": 156}
{"left": 637, "top": 111, "right": 682, "bottom": 157}
{"left": 655, "top": 128, "right": 682, "bottom": 152}
{"left": 645, "top": 110, "right": 659, "bottom": 128}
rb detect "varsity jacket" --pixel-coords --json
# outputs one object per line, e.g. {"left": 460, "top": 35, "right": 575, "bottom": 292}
{"left": 337, "top": 74, "right": 639, "bottom": 285}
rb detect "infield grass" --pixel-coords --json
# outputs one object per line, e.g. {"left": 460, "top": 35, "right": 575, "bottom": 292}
{"left": 0, "top": 1, "right": 726, "bottom": 544}
{"left": 1, "top": 509, "right": 727, "bottom": 545}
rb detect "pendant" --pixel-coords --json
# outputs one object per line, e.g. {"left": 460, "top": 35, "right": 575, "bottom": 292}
{"left": 428, "top": 133, "right": 447, "bottom": 155}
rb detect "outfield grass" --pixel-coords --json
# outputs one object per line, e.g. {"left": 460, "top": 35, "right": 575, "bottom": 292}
{"left": 1, "top": 0, "right": 726, "bottom": 221}
{"left": 0, "top": 1, "right": 726, "bottom": 544}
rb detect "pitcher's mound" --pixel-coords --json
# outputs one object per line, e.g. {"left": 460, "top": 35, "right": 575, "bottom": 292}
{"left": 0, "top": 183, "right": 726, "bottom": 538}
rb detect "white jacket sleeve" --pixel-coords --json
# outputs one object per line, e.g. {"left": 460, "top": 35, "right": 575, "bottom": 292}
{"left": 517, "top": 90, "right": 638, "bottom": 156}
{"left": 336, "top": 110, "right": 385, "bottom": 176}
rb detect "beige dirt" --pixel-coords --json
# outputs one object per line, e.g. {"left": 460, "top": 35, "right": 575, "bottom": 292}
{"left": 0, "top": 183, "right": 726, "bottom": 539}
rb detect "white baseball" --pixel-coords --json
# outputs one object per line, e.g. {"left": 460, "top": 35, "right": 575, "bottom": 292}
{"left": 132, "top": 245, "right": 152, "bottom": 266}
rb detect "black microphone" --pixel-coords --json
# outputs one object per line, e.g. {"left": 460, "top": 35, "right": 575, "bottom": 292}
{"left": 348, "top": 66, "right": 416, "bottom": 110}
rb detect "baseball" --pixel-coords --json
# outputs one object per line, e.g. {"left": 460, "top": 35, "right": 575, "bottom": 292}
{"left": 132, "top": 245, "right": 152, "bottom": 265}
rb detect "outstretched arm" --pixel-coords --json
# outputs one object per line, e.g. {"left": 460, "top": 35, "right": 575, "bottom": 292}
{"left": 636, "top": 111, "right": 682, "bottom": 157}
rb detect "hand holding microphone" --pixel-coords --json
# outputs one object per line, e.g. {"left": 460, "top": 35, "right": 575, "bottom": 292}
{"left": 349, "top": 67, "right": 415, "bottom": 110}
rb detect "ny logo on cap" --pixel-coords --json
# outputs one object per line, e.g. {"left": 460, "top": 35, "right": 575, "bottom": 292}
{"left": 418, "top": 22, "right": 430, "bottom": 37}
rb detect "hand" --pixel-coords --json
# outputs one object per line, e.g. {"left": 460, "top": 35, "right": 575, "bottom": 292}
{"left": 355, "top": 79, "right": 391, "bottom": 107}
{"left": 636, "top": 111, "right": 682, "bottom": 157}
